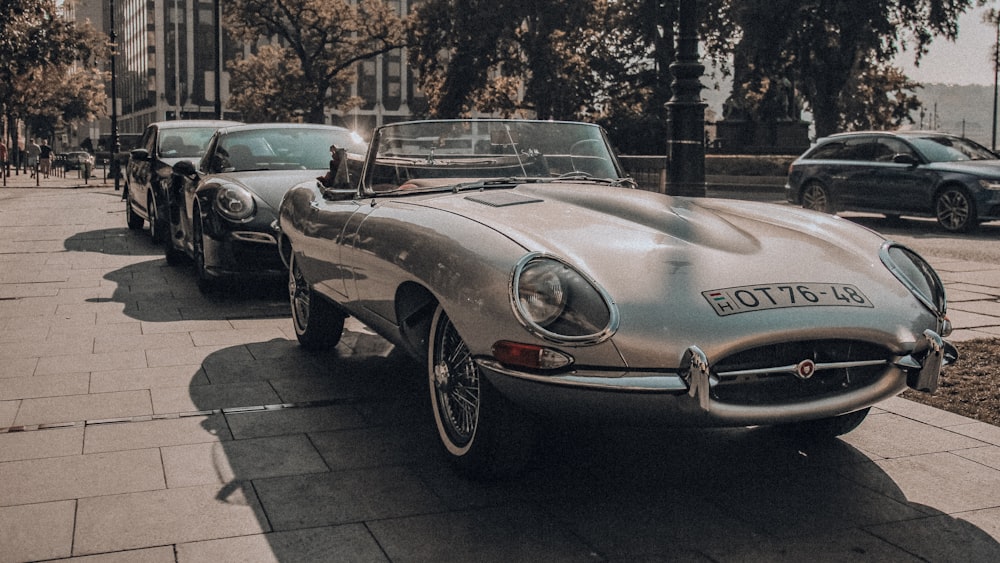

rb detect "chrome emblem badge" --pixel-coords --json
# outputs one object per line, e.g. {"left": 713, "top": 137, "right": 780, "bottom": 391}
{"left": 795, "top": 359, "right": 816, "bottom": 380}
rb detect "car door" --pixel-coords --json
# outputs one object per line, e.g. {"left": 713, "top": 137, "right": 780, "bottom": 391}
{"left": 296, "top": 193, "right": 365, "bottom": 300}
{"left": 866, "top": 137, "right": 936, "bottom": 213}
{"left": 831, "top": 136, "right": 879, "bottom": 211}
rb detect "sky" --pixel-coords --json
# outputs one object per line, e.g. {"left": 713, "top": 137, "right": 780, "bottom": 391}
{"left": 895, "top": 4, "right": 997, "bottom": 86}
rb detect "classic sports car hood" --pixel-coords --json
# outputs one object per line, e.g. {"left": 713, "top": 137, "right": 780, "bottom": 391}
{"left": 218, "top": 170, "right": 324, "bottom": 210}
{"left": 417, "top": 183, "right": 931, "bottom": 364}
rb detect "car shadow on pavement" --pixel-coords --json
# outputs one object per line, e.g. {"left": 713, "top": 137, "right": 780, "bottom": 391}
{"left": 65, "top": 227, "right": 289, "bottom": 322}
{"left": 73, "top": 226, "right": 1000, "bottom": 561}
{"left": 180, "top": 338, "right": 1000, "bottom": 561}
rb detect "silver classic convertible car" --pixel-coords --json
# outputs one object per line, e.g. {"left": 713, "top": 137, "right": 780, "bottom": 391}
{"left": 278, "top": 119, "right": 957, "bottom": 479}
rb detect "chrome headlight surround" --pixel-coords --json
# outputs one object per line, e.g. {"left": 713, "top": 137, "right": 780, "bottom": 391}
{"left": 214, "top": 184, "right": 256, "bottom": 222}
{"left": 510, "top": 253, "right": 619, "bottom": 344}
{"left": 880, "top": 242, "right": 947, "bottom": 316}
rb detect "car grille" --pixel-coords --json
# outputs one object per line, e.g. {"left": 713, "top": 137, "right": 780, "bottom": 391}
{"left": 710, "top": 340, "right": 891, "bottom": 405}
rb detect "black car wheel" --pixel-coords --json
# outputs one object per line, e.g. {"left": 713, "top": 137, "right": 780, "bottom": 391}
{"left": 192, "top": 207, "right": 219, "bottom": 294}
{"left": 148, "top": 192, "right": 168, "bottom": 244}
{"left": 125, "top": 191, "right": 144, "bottom": 230}
{"left": 428, "top": 305, "right": 536, "bottom": 480}
{"left": 935, "top": 187, "right": 978, "bottom": 233}
{"left": 801, "top": 182, "right": 833, "bottom": 213}
{"left": 289, "top": 255, "right": 345, "bottom": 350}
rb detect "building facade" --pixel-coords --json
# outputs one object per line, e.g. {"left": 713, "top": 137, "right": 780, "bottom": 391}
{"left": 72, "top": 0, "right": 424, "bottom": 147}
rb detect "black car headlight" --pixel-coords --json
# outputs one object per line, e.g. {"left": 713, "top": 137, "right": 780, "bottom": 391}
{"left": 510, "top": 253, "right": 618, "bottom": 344}
{"left": 214, "top": 184, "right": 255, "bottom": 222}
{"left": 880, "top": 242, "right": 947, "bottom": 316}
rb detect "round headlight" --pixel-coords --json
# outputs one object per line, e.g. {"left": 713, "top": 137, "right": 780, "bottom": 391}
{"left": 511, "top": 254, "right": 618, "bottom": 343}
{"left": 881, "top": 242, "right": 947, "bottom": 315}
{"left": 516, "top": 260, "right": 567, "bottom": 326}
{"left": 215, "top": 185, "right": 255, "bottom": 221}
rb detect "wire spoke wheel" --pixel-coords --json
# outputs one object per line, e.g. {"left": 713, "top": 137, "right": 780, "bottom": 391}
{"left": 428, "top": 305, "right": 536, "bottom": 479}
{"left": 288, "top": 255, "right": 344, "bottom": 350}
{"left": 431, "top": 311, "right": 481, "bottom": 449}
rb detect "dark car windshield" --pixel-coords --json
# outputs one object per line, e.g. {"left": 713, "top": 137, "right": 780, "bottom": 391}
{"left": 362, "top": 119, "right": 624, "bottom": 193}
{"left": 217, "top": 127, "right": 367, "bottom": 172}
{"left": 908, "top": 136, "right": 998, "bottom": 163}
{"left": 158, "top": 127, "right": 223, "bottom": 159}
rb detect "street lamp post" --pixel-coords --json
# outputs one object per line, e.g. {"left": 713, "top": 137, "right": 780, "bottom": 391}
{"left": 664, "top": 0, "right": 706, "bottom": 197}
{"left": 109, "top": 0, "right": 120, "bottom": 191}
{"left": 992, "top": 9, "right": 998, "bottom": 152}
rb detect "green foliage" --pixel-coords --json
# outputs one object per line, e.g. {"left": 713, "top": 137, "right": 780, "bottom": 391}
{"left": 711, "top": 0, "right": 979, "bottom": 137}
{"left": 1, "top": 0, "right": 108, "bottom": 137}
{"left": 408, "top": 0, "right": 676, "bottom": 125}
{"left": 222, "top": 0, "right": 407, "bottom": 123}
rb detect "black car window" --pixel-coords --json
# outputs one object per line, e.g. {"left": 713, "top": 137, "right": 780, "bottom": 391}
{"left": 808, "top": 137, "right": 875, "bottom": 161}
{"left": 908, "top": 135, "right": 999, "bottom": 162}
{"left": 807, "top": 141, "right": 847, "bottom": 160}
{"left": 874, "top": 138, "right": 915, "bottom": 162}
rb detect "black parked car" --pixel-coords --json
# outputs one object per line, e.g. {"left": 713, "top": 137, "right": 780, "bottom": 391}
{"left": 786, "top": 131, "right": 1000, "bottom": 232}
{"left": 126, "top": 120, "right": 240, "bottom": 242}
{"left": 164, "top": 122, "right": 367, "bottom": 293}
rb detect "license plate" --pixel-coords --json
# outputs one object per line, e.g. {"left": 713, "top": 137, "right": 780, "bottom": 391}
{"left": 702, "top": 283, "right": 873, "bottom": 317}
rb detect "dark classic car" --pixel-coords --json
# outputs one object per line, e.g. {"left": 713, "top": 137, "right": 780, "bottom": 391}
{"left": 278, "top": 119, "right": 957, "bottom": 479}
{"left": 126, "top": 119, "right": 240, "bottom": 242}
{"left": 786, "top": 130, "right": 1000, "bottom": 232}
{"left": 165, "top": 123, "right": 367, "bottom": 292}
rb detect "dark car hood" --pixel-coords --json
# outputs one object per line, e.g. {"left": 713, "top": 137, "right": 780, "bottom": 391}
{"left": 216, "top": 170, "right": 324, "bottom": 210}
{"left": 927, "top": 159, "right": 1000, "bottom": 177}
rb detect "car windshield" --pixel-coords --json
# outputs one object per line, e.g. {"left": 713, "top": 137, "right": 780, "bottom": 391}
{"left": 217, "top": 127, "right": 367, "bottom": 172}
{"left": 362, "top": 119, "right": 624, "bottom": 193}
{"left": 908, "top": 135, "right": 999, "bottom": 163}
{"left": 158, "top": 127, "right": 223, "bottom": 158}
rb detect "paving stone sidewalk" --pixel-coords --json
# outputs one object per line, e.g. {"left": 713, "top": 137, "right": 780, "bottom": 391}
{"left": 2, "top": 178, "right": 1000, "bottom": 562}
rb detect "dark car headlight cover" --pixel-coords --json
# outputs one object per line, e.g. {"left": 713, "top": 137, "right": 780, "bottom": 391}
{"left": 880, "top": 242, "right": 947, "bottom": 316}
{"left": 510, "top": 253, "right": 618, "bottom": 344}
{"left": 214, "top": 184, "right": 256, "bottom": 222}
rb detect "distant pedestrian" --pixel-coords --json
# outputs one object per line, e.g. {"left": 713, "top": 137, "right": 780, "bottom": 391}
{"left": 39, "top": 140, "right": 53, "bottom": 178}
{"left": 27, "top": 139, "right": 40, "bottom": 177}
{"left": 0, "top": 140, "right": 7, "bottom": 176}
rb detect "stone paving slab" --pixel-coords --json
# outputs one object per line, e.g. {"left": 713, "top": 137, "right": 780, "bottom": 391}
{"left": 2, "top": 182, "right": 1000, "bottom": 562}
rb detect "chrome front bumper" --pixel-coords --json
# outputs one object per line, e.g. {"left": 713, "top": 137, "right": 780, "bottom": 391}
{"left": 479, "top": 330, "right": 957, "bottom": 426}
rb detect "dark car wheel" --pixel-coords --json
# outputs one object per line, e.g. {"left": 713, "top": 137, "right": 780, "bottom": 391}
{"left": 164, "top": 238, "right": 186, "bottom": 266}
{"left": 428, "top": 305, "right": 536, "bottom": 480}
{"left": 148, "top": 192, "right": 167, "bottom": 244}
{"left": 801, "top": 182, "right": 834, "bottom": 213}
{"left": 192, "top": 208, "right": 219, "bottom": 294}
{"left": 289, "top": 256, "right": 345, "bottom": 350}
{"left": 125, "top": 192, "right": 144, "bottom": 230}
{"left": 781, "top": 407, "right": 870, "bottom": 438}
{"left": 935, "top": 187, "right": 978, "bottom": 233}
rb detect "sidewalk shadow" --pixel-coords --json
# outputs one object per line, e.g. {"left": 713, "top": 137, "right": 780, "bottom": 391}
{"left": 188, "top": 337, "right": 1000, "bottom": 561}
{"left": 65, "top": 227, "right": 287, "bottom": 322}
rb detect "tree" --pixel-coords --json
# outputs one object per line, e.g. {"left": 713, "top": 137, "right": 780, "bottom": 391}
{"left": 710, "top": 0, "right": 979, "bottom": 137}
{"left": 1, "top": 0, "right": 107, "bottom": 152}
{"left": 222, "top": 0, "right": 407, "bottom": 123}
{"left": 408, "top": 1, "right": 677, "bottom": 134}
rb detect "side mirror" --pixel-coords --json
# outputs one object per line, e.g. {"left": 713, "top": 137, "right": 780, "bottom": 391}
{"left": 130, "top": 148, "right": 150, "bottom": 162}
{"left": 172, "top": 159, "right": 198, "bottom": 179}
{"left": 893, "top": 153, "right": 919, "bottom": 166}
